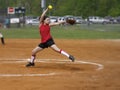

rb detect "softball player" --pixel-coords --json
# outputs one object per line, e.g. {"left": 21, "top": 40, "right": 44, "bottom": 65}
{"left": 0, "top": 24, "right": 5, "bottom": 45}
{"left": 0, "top": 33, "right": 5, "bottom": 45}
{"left": 26, "top": 8, "right": 75, "bottom": 67}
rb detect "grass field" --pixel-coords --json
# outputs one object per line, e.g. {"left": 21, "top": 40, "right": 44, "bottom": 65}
{"left": 0, "top": 24, "right": 120, "bottom": 39}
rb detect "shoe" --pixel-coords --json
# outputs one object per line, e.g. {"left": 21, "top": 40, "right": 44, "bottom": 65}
{"left": 26, "top": 62, "right": 35, "bottom": 67}
{"left": 69, "top": 55, "right": 75, "bottom": 62}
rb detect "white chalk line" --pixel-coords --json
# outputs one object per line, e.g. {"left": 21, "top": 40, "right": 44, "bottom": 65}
{"left": 0, "top": 73, "right": 56, "bottom": 77}
{"left": 35, "top": 59, "right": 104, "bottom": 70}
{"left": 0, "top": 58, "right": 104, "bottom": 70}
{"left": 0, "top": 58, "right": 104, "bottom": 77}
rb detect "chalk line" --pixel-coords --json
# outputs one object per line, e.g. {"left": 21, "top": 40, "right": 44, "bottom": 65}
{"left": 0, "top": 73, "right": 56, "bottom": 77}
{"left": 0, "top": 58, "right": 104, "bottom": 70}
{"left": 0, "top": 58, "right": 104, "bottom": 77}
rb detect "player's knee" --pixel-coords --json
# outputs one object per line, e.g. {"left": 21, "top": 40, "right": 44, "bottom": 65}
{"left": 32, "top": 50, "right": 36, "bottom": 55}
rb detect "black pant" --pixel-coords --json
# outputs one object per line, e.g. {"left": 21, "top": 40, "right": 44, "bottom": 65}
{"left": 1, "top": 37, "right": 5, "bottom": 45}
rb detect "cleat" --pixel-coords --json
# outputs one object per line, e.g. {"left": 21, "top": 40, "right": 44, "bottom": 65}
{"left": 26, "top": 62, "right": 35, "bottom": 67}
{"left": 69, "top": 55, "right": 75, "bottom": 62}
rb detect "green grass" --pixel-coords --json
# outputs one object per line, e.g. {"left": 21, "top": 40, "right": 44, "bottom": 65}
{"left": 0, "top": 24, "right": 120, "bottom": 39}
{"left": 79, "top": 24, "right": 120, "bottom": 31}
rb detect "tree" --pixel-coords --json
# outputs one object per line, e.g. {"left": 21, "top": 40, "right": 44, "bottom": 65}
{"left": 0, "top": 0, "right": 120, "bottom": 17}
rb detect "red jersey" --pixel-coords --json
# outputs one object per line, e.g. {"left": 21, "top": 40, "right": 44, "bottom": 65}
{"left": 39, "top": 23, "right": 52, "bottom": 43}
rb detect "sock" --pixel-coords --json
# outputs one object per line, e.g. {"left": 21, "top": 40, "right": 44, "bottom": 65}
{"left": 30, "top": 55, "right": 36, "bottom": 63}
{"left": 60, "top": 50, "right": 69, "bottom": 58}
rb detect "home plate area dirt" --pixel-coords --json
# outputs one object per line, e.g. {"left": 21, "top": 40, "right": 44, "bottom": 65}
{"left": 0, "top": 39, "right": 120, "bottom": 90}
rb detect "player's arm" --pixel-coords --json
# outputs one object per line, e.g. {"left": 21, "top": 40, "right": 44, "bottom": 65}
{"left": 39, "top": 8, "right": 49, "bottom": 24}
{"left": 49, "top": 21, "right": 65, "bottom": 27}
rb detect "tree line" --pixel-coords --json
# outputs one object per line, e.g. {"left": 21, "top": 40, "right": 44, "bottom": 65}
{"left": 0, "top": 0, "right": 120, "bottom": 17}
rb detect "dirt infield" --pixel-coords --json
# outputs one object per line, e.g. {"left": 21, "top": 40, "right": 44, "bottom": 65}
{"left": 0, "top": 39, "right": 120, "bottom": 90}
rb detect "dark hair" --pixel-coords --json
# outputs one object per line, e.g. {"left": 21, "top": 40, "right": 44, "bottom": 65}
{"left": 39, "top": 15, "right": 48, "bottom": 22}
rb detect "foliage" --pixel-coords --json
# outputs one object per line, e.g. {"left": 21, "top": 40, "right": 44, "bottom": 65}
{"left": 0, "top": 0, "right": 120, "bottom": 17}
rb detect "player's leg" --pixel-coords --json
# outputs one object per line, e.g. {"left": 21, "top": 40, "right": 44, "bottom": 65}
{"left": 1, "top": 37, "right": 5, "bottom": 45}
{"left": 0, "top": 33, "right": 5, "bottom": 45}
{"left": 26, "top": 46, "right": 43, "bottom": 67}
{"left": 31, "top": 46, "right": 43, "bottom": 63}
{"left": 50, "top": 44, "right": 75, "bottom": 62}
